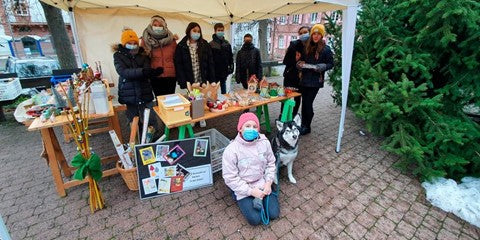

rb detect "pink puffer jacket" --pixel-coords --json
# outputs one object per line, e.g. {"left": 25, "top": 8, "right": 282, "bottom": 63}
{"left": 222, "top": 133, "right": 276, "bottom": 200}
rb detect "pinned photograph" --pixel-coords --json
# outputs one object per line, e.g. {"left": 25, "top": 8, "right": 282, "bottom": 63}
{"left": 157, "top": 178, "right": 171, "bottom": 194}
{"left": 170, "top": 176, "right": 184, "bottom": 193}
{"left": 193, "top": 139, "right": 208, "bottom": 157}
{"left": 164, "top": 145, "right": 186, "bottom": 165}
{"left": 162, "top": 165, "right": 177, "bottom": 178}
{"left": 140, "top": 146, "right": 156, "bottom": 165}
{"left": 142, "top": 177, "right": 157, "bottom": 195}
{"left": 148, "top": 162, "right": 162, "bottom": 178}
{"left": 156, "top": 145, "right": 169, "bottom": 162}
{"left": 176, "top": 164, "right": 191, "bottom": 180}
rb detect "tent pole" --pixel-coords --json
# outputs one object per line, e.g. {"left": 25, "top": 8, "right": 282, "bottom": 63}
{"left": 336, "top": 5, "right": 358, "bottom": 153}
{"left": 68, "top": 7, "right": 84, "bottom": 65}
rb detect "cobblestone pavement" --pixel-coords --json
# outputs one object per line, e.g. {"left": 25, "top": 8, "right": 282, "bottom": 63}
{"left": 0, "top": 77, "right": 479, "bottom": 240}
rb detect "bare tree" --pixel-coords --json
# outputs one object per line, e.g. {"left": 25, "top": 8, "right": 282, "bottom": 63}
{"left": 40, "top": 2, "right": 77, "bottom": 69}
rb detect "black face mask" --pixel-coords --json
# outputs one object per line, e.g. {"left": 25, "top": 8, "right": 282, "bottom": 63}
{"left": 244, "top": 41, "right": 252, "bottom": 45}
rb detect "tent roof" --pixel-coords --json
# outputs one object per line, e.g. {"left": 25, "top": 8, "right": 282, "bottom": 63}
{"left": 41, "top": 0, "right": 359, "bottom": 23}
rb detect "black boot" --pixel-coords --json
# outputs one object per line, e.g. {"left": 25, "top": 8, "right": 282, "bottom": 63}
{"left": 299, "top": 126, "right": 311, "bottom": 135}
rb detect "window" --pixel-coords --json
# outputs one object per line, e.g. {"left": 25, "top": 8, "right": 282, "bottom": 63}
{"left": 331, "top": 11, "right": 339, "bottom": 21}
{"left": 311, "top": 13, "right": 318, "bottom": 23}
{"left": 292, "top": 15, "right": 300, "bottom": 24}
{"left": 278, "top": 35, "right": 285, "bottom": 49}
{"left": 13, "top": 0, "right": 29, "bottom": 16}
{"left": 279, "top": 16, "right": 286, "bottom": 24}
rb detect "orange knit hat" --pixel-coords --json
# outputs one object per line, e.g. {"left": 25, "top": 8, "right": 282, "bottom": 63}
{"left": 121, "top": 28, "right": 139, "bottom": 46}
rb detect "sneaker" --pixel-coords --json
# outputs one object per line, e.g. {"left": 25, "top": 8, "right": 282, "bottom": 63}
{"left": 299, "top": 126, "right": 311, "bottom": 135}
{"left": 200, "top": 120, "right": 206, "bottom": 128}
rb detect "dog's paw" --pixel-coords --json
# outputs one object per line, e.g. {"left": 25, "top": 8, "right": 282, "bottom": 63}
{"left": 288, "top": 176, "right": 297, "bottom": 184}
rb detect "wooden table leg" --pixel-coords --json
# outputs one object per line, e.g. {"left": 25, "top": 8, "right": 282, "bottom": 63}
{"left": 51, "top": 129, "right": 72, "bottom": 177}
{"left": 40, "top": 128, "right": 67, "bottom": 197}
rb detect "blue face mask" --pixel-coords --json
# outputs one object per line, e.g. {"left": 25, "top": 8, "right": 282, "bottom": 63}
{"left": 216, "top": 31, "right": 225, "bottom": 38}
{"left": 300, "top": 33, "right": 310, "bottom": 42}
{"left": 125, "top": 44, "right": 138, "bottom": 50}
{"left": 242, "top": 128, "right": 259, "bottom": 141}
{"left": 191, "top": 32, "right": 201, "bottom": 41}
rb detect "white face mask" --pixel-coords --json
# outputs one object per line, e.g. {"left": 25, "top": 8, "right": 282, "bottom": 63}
{"left": 125, "top": 44, "right": 138, "bottom": 50}
{"left": 152, "top": 26, "right": 164, "bottom": 33}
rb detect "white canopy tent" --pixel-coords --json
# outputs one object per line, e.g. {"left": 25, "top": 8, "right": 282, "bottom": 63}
{"left": 40, "top": 0, "right": 359, "bottom": 152}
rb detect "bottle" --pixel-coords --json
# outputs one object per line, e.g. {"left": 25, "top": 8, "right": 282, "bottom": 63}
{"left": 90, "top": 81, "right": 109, "bottom": 114}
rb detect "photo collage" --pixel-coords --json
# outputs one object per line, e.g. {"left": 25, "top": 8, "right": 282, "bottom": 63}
{"left": 135, "top": 137, "right": 212, "bottom": 199}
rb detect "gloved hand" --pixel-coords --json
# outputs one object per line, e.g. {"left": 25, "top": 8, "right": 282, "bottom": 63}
{"left": 142, "top": 68, "right": 154, "bottom": 77}
{"left": 315, "top": 64, "right": 327, "bottom": 72}
{"left": 153, "top": 67, "right": 164, "bottom": 76}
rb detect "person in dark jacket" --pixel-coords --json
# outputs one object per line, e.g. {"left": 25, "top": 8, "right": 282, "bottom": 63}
{"left": 113, "top": 28, "right": 163, "bottom": 131}
{"left": 296, "top": 24, "right": 334, "bottom": 135}
{"left": 209, "top": 23, "right": 234, "bottom": 94}
{"left": 174, "top": 22, "right": 215, "bottom": 89}
{"left": 281, "top": 26, "right": 310, "bottom": 117}
{"left": 235, "top": 34, "right": 262, "bottom": 89}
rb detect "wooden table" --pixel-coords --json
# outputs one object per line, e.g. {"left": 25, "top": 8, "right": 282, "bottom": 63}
{"left": 153, "top": 92, "right": 301, "bottom": 140}
{"left": 27, "top": 84, "right": 123, "bottom": 197}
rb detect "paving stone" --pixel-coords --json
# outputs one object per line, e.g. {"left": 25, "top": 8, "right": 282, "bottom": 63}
{"left": 0, "top": 80, "right": 477, "bottom": 239}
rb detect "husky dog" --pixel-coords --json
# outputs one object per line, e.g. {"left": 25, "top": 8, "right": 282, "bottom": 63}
{"left": 272, "top": 114, "right": 301, "bottom": 184}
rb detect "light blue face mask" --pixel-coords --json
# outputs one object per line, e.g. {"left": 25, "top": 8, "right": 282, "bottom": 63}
{"left": 191, "top": 32, "right": 201, "bottom": 41}
{"left": 216, "top": 31, "right": 225, "bottom": 38}
{"left": 300, "top": 33, "right": 310, "bottom": 42}
{"left": 242, "top": 128, "right": 259, "bottom": 141}
{"left": 152, "top": 26, "right": 164, "bottom": 34}
{"left": 125, "top": 44, "right": 138, "bottom": 50}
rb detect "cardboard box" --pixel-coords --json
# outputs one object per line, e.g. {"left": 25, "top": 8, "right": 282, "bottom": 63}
{"left": 157, "top": 93, "right": 191, "bottom": 123}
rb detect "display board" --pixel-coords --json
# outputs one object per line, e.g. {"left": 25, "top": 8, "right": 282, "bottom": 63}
{"left": 135, "top": 137, "right": 213, "bottom": 200}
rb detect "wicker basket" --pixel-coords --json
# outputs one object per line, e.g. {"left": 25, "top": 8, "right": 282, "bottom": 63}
{"left": 116, "top": 162, "right": 138, "bottom": 191}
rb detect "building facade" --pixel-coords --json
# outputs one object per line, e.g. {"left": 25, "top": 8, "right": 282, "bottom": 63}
{"left": 0, "top": 0, "right": 74, "bottom": 57}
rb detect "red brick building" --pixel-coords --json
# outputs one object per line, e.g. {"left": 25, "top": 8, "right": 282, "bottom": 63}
{"left": 269, "top": 12, "right": 339, "bottom": 60}
{"left": 0, "top": 0, "right": 74, "bottom": 57}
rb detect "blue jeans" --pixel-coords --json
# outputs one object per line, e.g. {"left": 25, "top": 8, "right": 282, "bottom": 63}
{"left": 231, "top": 190, "right": 280, "bottom": 225}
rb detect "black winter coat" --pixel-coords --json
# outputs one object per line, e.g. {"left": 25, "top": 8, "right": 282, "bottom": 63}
{"left": 235, "top": 43, "right": 262, "bottom": 84}
{"left": 113, "top": 44, "right": 154, "bottom": 105}
{"left": 209, "top": 34, "right": 234, "bottom": 80}
{"left": 282, "top": 40, "right": 305, "bottom": 88}
{"left": 300, "top": 45, "right": 334, "bottom": 88}
{"left": 174, "top": 36, "right": 215, "bottom": 89}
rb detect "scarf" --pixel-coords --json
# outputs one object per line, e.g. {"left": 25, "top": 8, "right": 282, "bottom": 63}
{"left": 142, "top": 25, "right": 174, "bottom": 53}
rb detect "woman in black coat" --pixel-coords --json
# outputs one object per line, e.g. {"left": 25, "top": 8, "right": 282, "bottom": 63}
{"left": 282, "top": 26, "right": 310, "bottom": 117}
{"left": 296, "top": 24, "right": 334, "bottom": 135}
{"left": 174, "top": 22, "right": 215, "bottom": 89}
{"left": 113, "top": 28, "right": 163, "bottom": 130}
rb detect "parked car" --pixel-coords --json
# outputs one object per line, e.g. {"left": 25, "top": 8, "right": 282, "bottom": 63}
{"left": 0, "top": 55, "right": 60, "bottom": 89}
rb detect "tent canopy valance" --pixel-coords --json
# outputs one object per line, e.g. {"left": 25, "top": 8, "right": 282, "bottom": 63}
{"left": 41, "top": 0, "right": 357, "bottom": 23}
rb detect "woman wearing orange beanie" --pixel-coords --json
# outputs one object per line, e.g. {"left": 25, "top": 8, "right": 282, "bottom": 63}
{"left": 296, "top": 24, "right": 334, "bottom": 135}
{"left": 113, "top": 28, "right": 162, "bottom": 137}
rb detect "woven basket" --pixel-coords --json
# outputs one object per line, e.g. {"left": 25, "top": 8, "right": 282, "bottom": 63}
{"left": 116, "top": 162, "right": 138, "bottom": 191}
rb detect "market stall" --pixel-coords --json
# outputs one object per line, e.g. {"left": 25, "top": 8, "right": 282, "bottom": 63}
{"left": 39, "top": 0, "right": 360, "bottom": 152}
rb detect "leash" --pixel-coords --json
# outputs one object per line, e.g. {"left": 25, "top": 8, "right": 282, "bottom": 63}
{"left": 259, "top": 152, "right": 282, "bottom": 225}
